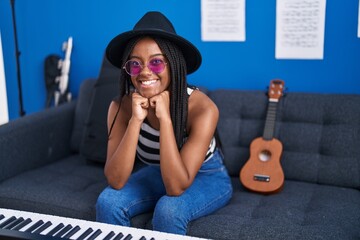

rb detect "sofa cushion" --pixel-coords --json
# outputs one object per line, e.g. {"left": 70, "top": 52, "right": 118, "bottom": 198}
{"left": 210, "top": 90, "right": 360, "bottom": 189}
{"left": 0, "top": 154, "right": 107, "bottom": 221}
{"left": 80, "top": 56, "right": 120, "bottom": 163}
{"left": 0, "top": 102, "right": 75, "bottom": 182}
{"left": 187, "top": 178, "right": 360, "bottom": 240}
{"left": 70, "top": 79, "right": 96, "bottom": 152}
{"left": 279, "top": 93, "right": 360, "bottom": 189}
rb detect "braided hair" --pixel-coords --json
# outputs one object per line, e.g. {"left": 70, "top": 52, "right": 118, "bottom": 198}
{"left": 154, "top": 37, "right": 188, "bottom": 149}
{"left": 109, "top": 36, "right": 189, "bottom": 150}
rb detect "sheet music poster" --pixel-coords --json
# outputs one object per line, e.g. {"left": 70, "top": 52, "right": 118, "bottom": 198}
{"left": 201, "top": 0, "right": 246, "bottom": 41}
{"left": 276, "top": 0, "right": 327, "bottom": 59}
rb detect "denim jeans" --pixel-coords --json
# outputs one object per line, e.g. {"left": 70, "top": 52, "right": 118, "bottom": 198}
{"left": 96, "top": 149, "right": 233, "bottom": 235}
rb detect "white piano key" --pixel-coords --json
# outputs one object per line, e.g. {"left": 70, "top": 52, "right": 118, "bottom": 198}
{"left": 0, "top": 208, "right": 209, "bottom": 240}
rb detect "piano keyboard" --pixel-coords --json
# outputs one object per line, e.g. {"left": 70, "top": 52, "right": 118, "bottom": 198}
{"left": 0, "top": 208, "right": 208, "bottom": 240}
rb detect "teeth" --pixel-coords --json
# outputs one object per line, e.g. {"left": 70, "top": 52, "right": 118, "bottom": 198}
{"left": 141, "top": 80, "right": 157, "bottom": 86}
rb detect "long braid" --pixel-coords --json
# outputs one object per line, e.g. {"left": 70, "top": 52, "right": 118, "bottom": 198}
{"left": 154, "top": 37, "right": 188, "bottom": 149}
{"left": 108, "top": 38, "right": 140, "bottom": 138}
{"left": 119, "top": 38, "right": 141, "bottom": 98}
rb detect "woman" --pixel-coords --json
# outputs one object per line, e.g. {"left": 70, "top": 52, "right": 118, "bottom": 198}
{"left": 96, "top": 11, "right": 233, "bottom": 235}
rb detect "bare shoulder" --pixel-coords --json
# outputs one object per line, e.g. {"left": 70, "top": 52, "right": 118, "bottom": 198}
{"left": 188, "top": 89, "right": 219, "bottom": 127}
{"left": 107, "top": 95, "right": 132, "bottom": 125}
{"left": 189, "top": 89, "right": 218, "bottom": 113}
{"left": 108, "top": 99, "right": 120, "bottom": 116}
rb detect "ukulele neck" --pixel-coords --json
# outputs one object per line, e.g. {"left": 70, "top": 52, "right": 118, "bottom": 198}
{"left": 263, "top": 99, "right": 278, "bottom": 140}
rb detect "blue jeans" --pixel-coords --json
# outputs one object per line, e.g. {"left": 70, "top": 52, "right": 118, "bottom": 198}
{"left": 96, "top": 149, "right": 233, "bottom": 235}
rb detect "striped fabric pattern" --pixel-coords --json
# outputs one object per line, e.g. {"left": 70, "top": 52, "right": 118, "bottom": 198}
{"left": 137, "top": 122, "right": 160, "bottom": 165}
{"left": 136, "top": 86, "right": 216, "bottom": 165}
{"left": 136, "top": 121, "right": 217, "bottom": 165}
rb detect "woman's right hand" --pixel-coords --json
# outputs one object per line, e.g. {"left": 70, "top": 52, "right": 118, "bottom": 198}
{"left": 131, "top": 92, "right": 149, "bottom": 121}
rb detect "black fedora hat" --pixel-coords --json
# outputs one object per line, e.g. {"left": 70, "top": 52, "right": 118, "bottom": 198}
{"left": 106, "top": 11, "right": 202, "bottom": 74}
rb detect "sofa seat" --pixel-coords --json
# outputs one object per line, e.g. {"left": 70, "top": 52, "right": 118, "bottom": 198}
{"left": 188, "top": 178, "right": 360, "bottom": 239}
{"left": 0, "top": 170, "right": 358, "bottom": 240}
{"left": 0, "top": 154, "right": 107, "bottom": 221}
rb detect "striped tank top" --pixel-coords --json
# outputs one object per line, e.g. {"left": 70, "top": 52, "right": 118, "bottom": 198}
{"left": 136, "top": 87, "right": 217, "bottom": 165}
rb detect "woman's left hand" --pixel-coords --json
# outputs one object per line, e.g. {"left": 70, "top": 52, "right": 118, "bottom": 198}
{"left": 149, "top": 91, "right": 170, "bottom": 121}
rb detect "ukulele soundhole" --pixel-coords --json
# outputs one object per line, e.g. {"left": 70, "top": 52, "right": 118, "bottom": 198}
{"left": 259, "top": 150, "right": 271, "bottom": 162}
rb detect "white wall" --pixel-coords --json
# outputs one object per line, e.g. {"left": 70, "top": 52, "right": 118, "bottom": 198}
{"left": 0, "top": 31, "right": 9, "bottom": 125}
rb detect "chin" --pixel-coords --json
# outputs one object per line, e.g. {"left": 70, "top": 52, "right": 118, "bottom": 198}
{"left": 139, "top": 90, "right": 158, "bottom": 99}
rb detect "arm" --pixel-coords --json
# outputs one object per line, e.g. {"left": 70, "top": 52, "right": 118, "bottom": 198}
{"left": 104, "top": 93, "right": 149, "bottom": 189}
{"left": 152, "top": 90, "right": 219, "bottom": 196}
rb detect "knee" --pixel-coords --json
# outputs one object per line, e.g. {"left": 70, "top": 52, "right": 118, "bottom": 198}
{"left": 154, "top": 196, "right": 178, "bottom": 219}
{"left": 95, "top": 188, "right": 130, "bottom": 226}
{"left": 152, "top": 196, "right": 188, "bottom": 234}
{"left": 96, "top": 189, "right": 116, "bottom": 219}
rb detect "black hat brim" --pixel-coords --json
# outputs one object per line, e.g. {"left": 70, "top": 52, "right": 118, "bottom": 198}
{"left": 106, "top": 29, "right": 202, "bottom": 74}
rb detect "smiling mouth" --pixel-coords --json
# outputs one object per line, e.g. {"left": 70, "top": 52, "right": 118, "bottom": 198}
{"left": 140, "top": 79, "right": 158, "bottom": 86}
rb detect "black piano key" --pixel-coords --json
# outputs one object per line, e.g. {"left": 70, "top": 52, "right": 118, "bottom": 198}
{"left": 54, "top": 224, "right": 72, "bottom": 237}
{"left": 0, "top": 228, "right": 64, "bottom": 240}
{"left": 123, "top": 234, "right": 133, "bottom": 240}
{"left": 87, "top": 229, "right": 102, "bottom": 240}
{"left": 76, "top": 227, "right": 93, "bottom": 240}
{"left": 0, "top": 214, "right": 4, "bottom": 221}
{"left": 33, "top": 221, "right": 52, "bottom": 234}
{"left": 12, "top": 218, "right": 32, "bottom": 231}
{"left": 113, "top": 232, "right": 124, "bottom": 240}
{"left": 103, "top": 231, "right": 115, "bottom": 240}
{"left": 139, "top": 236, "right": 146, "bottom": 240}
{"left": 25, "top": 220, "right": 44, "bottom": 232}
{"left": 4, "top": 217, "right": 24, "bottom": 229}
{"left": 0, "top": 216, "right": 16, "bottom": 228}
{"left": 46, "top": 223, "right": 64, "bottom": 236}
{"left": 63, "top": 225, "right": 81, "bottom": 239}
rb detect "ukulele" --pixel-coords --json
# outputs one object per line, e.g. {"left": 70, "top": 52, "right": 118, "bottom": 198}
{"left": 240, "top": 79, "right": 285, "bottom": 194}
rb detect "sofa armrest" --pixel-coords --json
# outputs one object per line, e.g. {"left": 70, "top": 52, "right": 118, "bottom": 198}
{"left": 0, "top": 101, "right": 76, "bottom": 182}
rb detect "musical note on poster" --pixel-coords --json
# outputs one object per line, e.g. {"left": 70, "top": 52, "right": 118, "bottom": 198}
{"left": 201, "top": 0, "right": 246, "bottom": 41}
{"left": 275, "top": 0, "right": 327, "bottom": 59}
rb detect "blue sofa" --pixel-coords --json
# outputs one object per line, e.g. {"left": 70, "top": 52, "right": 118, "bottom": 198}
{"left": 0, "top": 57, "right": 359, "bottom": 240}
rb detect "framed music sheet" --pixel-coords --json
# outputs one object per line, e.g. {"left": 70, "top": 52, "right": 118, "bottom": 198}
{"left": 201, "top": 0, "right": 246, "bottom": 42}
{"left": 275, "top": 0, "right": 327, "bottom": 59}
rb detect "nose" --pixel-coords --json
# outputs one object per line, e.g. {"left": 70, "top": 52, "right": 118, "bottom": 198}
{"left": 140, "top": 64, "right": 152, "bottom": 75}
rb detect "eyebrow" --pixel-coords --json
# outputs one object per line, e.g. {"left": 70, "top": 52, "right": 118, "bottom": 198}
{"left": 129, "top": 53, "right": 165, "bottom": 60}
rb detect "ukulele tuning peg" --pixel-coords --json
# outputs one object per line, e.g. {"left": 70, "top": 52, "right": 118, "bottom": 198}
{"left": 282, "top": 87, "right": 288, "bottom": 96}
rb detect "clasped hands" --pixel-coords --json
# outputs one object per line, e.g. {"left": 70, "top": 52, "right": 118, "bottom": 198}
{"left": 132, "top": 91, "right": 170, "bottom": 121}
